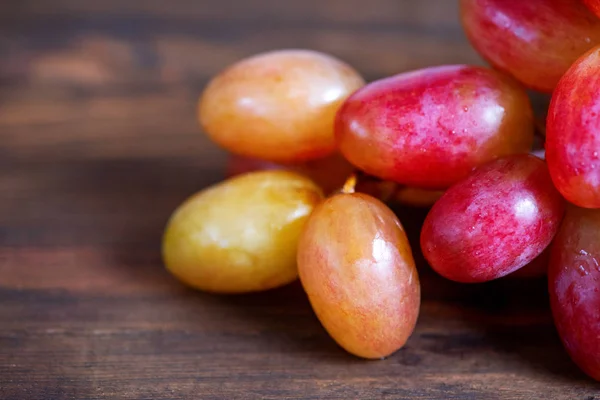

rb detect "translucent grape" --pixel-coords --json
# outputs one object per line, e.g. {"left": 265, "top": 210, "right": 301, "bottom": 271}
{"left": 460, "top": 0, "right": 600, "bottom": 92}
{"left": 336, "top": 65, "right": 533, "bottom": 189}
{"left": 546, "top": 45, "right": 600, "bottom": 208}
{"left": 199, "top": 49, "right": 365, "bottom": 163}
{"left": 162, "top": 171, "right": 323, "bottom": 293}
{"left": 297, "top": 192, "right": 420, "bottom": 359}
{"left": 421, "top": 155, "right": 564, "bottom": 283}
{"left": 549, "top": 206, "right": 600, "bottom": 381}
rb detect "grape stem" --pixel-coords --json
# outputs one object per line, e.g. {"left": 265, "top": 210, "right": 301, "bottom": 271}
{"left": 340, "top": 171, "right": 399, "bottom": 202}
{"left": 342, "top": 174, "right": 357, "bottom": 194}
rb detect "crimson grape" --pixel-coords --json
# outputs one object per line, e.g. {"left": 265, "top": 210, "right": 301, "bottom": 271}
{"left": 546, "top": 45, "right": 600, "bottom": 209}
{"left": 549, "top": 206, "right": 600, "bottom": 381}
{"left": 421, "top": 155, "right": 564, "bottom": 283}
{"left": 336, "top": 65, "right": 533, "bottom": 189}
{"left": 460, "top": 0, "right": 600, "bottom": 92}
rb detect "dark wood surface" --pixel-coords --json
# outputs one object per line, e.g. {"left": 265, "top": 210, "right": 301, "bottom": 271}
{"left": 1, "top": 1, "right": 599, "bottom": 398}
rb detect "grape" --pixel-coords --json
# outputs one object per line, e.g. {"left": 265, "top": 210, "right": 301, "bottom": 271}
{"left": 335, "top": 65, "right": 534, "bottom": 189}
{"left": 225, "top": 153, "right": 354, "bottom": 195}
{"left": 421, "top": 155, "right": 564, "bottom": 283}
{"left": 584, "top": 0, "right": 600, "bottom": 18}
{"left": 546, "top": 45, "right": 600, "bottom": 209}
{"left": 460, "top": 0, "right": 600, "bottom": 93}
{"left": 297, "top": 191, "right": 420, "bottom": 359}
{"left": 549, "top": 206, "right": 600, "bottom": 381}
{"left": 162, "top": 171, "right": 324, "bottom": 293}
{"left": 199, "top": 49, "right": 365, "bottom": 163}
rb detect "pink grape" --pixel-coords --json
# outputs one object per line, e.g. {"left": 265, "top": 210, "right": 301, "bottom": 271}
{"left": 546, "top": 45, "right": 600, "bottom": 208}
{"left": 460, "top": 0, "right": 600, "bottom": 92}
{"left": 421, "top": 155, "right": 564, "bottom": 283}
{"left": 549, "top": 206, "right": 600, "bottom": 381}
{"left": 335, "top": 65, "right": 533, "bottom": 190}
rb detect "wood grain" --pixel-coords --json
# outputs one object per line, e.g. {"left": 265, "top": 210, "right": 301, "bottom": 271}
{"left": 1, "top": 1, "right": 599, "bottom": 398}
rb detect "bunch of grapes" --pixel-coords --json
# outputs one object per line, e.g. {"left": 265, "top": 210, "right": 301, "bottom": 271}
{"left": 162, "top": 0, "right": 600, "bottom": 379}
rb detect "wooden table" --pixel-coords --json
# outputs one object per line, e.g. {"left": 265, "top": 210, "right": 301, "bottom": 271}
{"left": 1, "top": 1, "right": 599, "bottom": 398}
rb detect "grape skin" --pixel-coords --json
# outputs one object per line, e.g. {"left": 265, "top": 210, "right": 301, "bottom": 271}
{"left": 199, "top": 49, "right": 365, "bottom": 163}
{"left": 162, "top": 170, "right": 323, "bottom": 293}
{"left": 546, "top": 45, "right": 600, "bottom": 209}
{"left": 421, "top": 155, "right": 564, "bottom": 283}
{"left": 297, "top": 192, "right": 420, "bottom": 359}
{"left": 549, "top": 206, "right": 600, "bottom": 381}
{"left": 336, "top": 65, "right": 534, "bottom": 189}
{"left": 460, "top": 0, "right": 600, "bottom": 92}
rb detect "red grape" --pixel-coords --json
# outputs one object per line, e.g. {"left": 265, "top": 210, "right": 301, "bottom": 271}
{"left": 549, "top": 206, "right": 600, "bottom": 381}
{"left": 297, "top": 192, "right": 420, "bottom": 359}
{"left": 546, "top": 45, "right": 600, "bottom": 209}
{"left": 584, "top": 0, "right": 600, "bottom": 18}
{"left": 460, "top": 0, "right": 600, "bottom": 93}
{"left": 336, "top": 65, "right": 534, "bottom": 189}
{"left": 421, "top": 155, "right": 564, "bottom": 283}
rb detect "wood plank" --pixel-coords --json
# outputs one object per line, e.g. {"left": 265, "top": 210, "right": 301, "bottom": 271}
{"left": 0, "top": 281, "right": 596, "bottom": 399}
